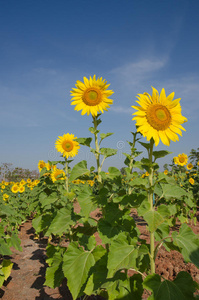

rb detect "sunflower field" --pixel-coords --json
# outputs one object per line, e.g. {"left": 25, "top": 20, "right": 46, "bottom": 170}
{"left": 1, "top": 76, "right": 199, "bottom": 299}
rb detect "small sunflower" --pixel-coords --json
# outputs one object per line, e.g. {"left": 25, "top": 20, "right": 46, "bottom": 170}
{"left": 70, "top": 75, "right": 114, "bottom": 116}
{"left": 55, "top": 133, "right": 80, "bottom": 159}
{"left": 51, "top": 167, "right": 65, "bottom": 183}
{"left": 164, "top": 170, "right": 168, "bottom": 175}
{"left": 189, "top": 178, "right": 194, "bottom": 185}
{"left": 19, "top": 185, "right": 25, "bottom": 193}
{"left": 11, "top": 184, "right": 19, "bottom": 193}
{"left": 132, "top": 87, "right": 187, "bottom": 146}
{"left": 38, "top": 160, "right": 46, "bottom": 172}
{"left": 187, "top": 163, "right": 193, "bottom": 170}
{"left": 177, "top": 153, "right": 188, "bottom": 166}
{"left": 3, "top": 193, "right": 9, "bottom": 201}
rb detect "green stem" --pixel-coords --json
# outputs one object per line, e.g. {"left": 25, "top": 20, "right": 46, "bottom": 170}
{"left": 148, "top": 139, "right": 155, "bottom": 274}
{"left": 93, "top": 116, "right": 102, "bottom": 182}
{"left": 65, "top": 159, "right": 69, "bottom": 192}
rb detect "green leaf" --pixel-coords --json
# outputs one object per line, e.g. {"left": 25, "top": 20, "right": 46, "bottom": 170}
{"left": 100, "top": 132, "right": 114, "bottom": 143}
{"left": 69, "top": 160, "right": 90, "bottom": 181}
{"left": 0, "top": 238, "right": 12, "bottom": 255}
{"left": 45, "top": 248, "right": 65, "bottom": 288}
{"left": 107, "top": 234, "right": 138, "bottom": 278}
{"left": 161, "top": 183, "right": 187, "bottom": 200}
{"left": 153, "top": 150, "right": 172, "bottom": 160}
{"left": 45, "top": 263, "right": 64, "bottom": 289}
{"left": 76, "top": 137, "right": 92, "bottom": 147}
{"left": 2, "top": 259, "right": 13, "bottom": 280}
{"left": 62, "top": 242, "right": 95, "bottom": 299}
{"left": 100, "top": 148, "right": 117, "bottom": 158}
{"left": 7, "top": 234, "right": 22, "bottom": 251}
{"left": 41, "top": 192, "right": 59, "bottom": 207}
{"left": 172, "top": 223, "right": 199, "bottom": 268}
{"left": 143, "top": 210, "right": 165, "bottom": 233}
{"left": 77, "top": 185, "right": 97, "bottom": 220}
{"left": 139, "top": 141, "right": 151, "bottom": 150}
{"left": 107, "top": 167, "right": 121, "bottom": 178}
{"left": 46, "top": 207, "right": 74, "bottom": 236}
{"left": 143, "top": 271, "right": 196, "bottom": 300}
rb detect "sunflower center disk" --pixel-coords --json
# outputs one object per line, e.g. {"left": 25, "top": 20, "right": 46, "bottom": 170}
{"left": 62, "top": 141, "right": 73, "bottom": 152}
{"left": 179, "top": 157, "right": 185, "bottom": 163}
{"left": 83, "top": 88, "right": 102, "bottom": 106}
{"left": 146, "top": 104, "right": 171, "bottom": 130}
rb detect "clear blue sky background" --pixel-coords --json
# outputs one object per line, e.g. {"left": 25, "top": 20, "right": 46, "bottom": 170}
{"left": 1, "top": 0, "right": 199, "bottom": 172}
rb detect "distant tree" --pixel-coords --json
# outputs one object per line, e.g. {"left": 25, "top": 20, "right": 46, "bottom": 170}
{"left": 0, "top": 163, "right": 39, "bottom": 182}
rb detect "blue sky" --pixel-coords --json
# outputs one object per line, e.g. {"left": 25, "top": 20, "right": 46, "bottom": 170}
{"left": 1, "top": 0, "right": 199, "bottom": 172}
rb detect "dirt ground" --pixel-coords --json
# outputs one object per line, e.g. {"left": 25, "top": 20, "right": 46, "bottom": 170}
{"left": 0, "top": 208, "right": 199, "bottom": 300}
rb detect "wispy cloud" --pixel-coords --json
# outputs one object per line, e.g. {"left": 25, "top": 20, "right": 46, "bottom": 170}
{"left": 110, "top": 57, "right": 168, "bottom": 86}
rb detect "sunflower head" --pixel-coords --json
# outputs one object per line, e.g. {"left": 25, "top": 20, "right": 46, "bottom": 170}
{"left": 19, "top": 185, "right": 25, "bottom": 193}
{"left": 177, "top": 153, "right": 188, "bottom": 166}
{"left": 38, "top": 160, "right": 46, "bottom": 172}
{"left": 164, "top": 170, "right": 168, "bottom": 175}
{"left": 70, "top": 75, "right": 114, "bottom": 117}
{"left": 55, "top": 133, "right": 80, "bottom": 159}
{"left": 51, "top": 167, "right": 65, "bottom": 183}
{"left": 11, "top": 184, "right": 19, "bottom": 193}
{"left": 132, "top": 87, "right": 187, "bottom": 146}
{"left": 189, "top": 178, "right": 194, "bottom": 185}
{"left": 187, "top": 163, "right": 193, "bottom": 170}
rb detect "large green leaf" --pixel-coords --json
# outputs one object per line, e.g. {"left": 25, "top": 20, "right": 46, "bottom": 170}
{"left": 152, "top": 150, "right": 172, "bottom": 160}
{"left": 172, "top": 223, "right": 199, "bottom": 268}
{"left": 0, "top": 238, "right": 12, "bottom": 255}
{"left": 143, "top": 272, "right": 196, "bottom": 300}
{"left": 102, "top": 272, "right": 143, "bottom": 300}
{"left": 160, "top": 183, "right": 187, "bottom": 200}
{"left": 107, "top": 234, "right": 138, "bottom": 278}
{"left": 1, "top": 259, "right": 13, "bottom": 280}
{"left": 45, "top": 207, "right": 74, "bottom": 236}
{"left": 77, "top": 185, "right": 97, "bottom": 219}
{"left": 76, "top": 137, "right": 92, "bottom": 147}
{"left": 143, "top": 210, "right": 165, "bottom": 233}
{"left": 100, "top": 148, "right": 117, "bottom": 158}
{"left": 69, "top": 160, "right": 90, "bottom": 181}
{"left": 62, "top": 242, "right": 95, "bottom": 299}
{"left": 41, "top": 192, "right": 59, "bottom": 207}
{"left": 45, "top": 249, "right": 65, "bottom": 288}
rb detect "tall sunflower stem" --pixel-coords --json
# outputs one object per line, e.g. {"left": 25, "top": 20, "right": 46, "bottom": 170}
{"left": 93, "top": 116, "right": 102, "bottom": 183}
{"left": 65, "top": 159, "right": 69, "bottom": 192}
{"left": 148, "top": 139, "right": 155, "bottom": 274}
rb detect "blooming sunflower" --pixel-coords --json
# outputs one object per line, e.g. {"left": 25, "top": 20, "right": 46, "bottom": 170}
{"left": 19, "top": 185, "right": 25, "bottom": 193}
{"left": 132, "top": 87, "right": 187, "bottom": 146}
{"left": 187, "top": 163, "right": 193, "bottom": 170}
{"left": 164, "top": 170, "right": 168, "bottom": 175}
{"left": 51, "top": 167, "right": 65, "bottom": 183}
{"left": 11, "top": 184, "right": 19, "bottom": 193}
{"left": 55, "top": 133, "right": 80, "bottom": 159}
{"left": 70, "top": 75, "right": 114, "bottom": 116}
{"left": 177, "top": 153, "right": 188, "bottom": 166}
{"left": 38, "top": 160, "right": 46, "bottom": 172}
{"left": 189, "top": 178, "right": 194, "bottom": 185}
{"left": 3, "top": 193, "right": 9, "bottom": 201}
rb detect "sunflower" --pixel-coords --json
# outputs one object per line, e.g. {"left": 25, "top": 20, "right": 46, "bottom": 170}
{"left": 176, "top": 153, "right": 188, "bottom": 166}
{"left": 132, "top": 87, "right": 187, "bottom": 146}
{"left": 70, "top": 75, "right": 114, "bottom": 116}
{"left": 55, "top": 133, "right": 80, "bottom": 159}
{"left": 189, "top": 178, "right": 194, "bottom": 185}
{"left": 51, "top": 167, "right": 65, "bottom": 183}
{"left": 164, "top": 170, "right": 168, "bottom": 175}
{"left": 187, "top": 163, "right": 193, "bottom": 170}
{"left": 3, "top": 193, "right": 9, "bottom": 201}
{"left": 19, "top": 185, "right": 25, "bottom": 193}
{"left": 38, "top": 160, "right": 46, "bottom": 172}
{"left": 11, "top": 184, "right": 19, "bottom": 193}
